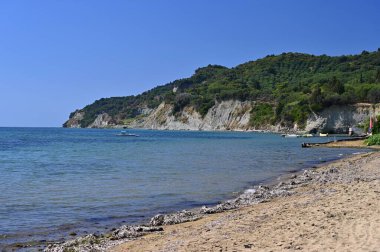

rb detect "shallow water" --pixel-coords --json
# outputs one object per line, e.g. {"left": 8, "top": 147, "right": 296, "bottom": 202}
{"left": 0, "top": 128, "right": 369, "bottom": 248}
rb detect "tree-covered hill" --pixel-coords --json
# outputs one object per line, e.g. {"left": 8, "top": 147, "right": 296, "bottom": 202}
{"left": 64, "top": 49, "right": 380, "bottom": 128}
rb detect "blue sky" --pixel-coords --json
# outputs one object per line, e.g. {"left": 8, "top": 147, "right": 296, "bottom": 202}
{"left": 0, "top": 0, "right": 379, "bottom": 127}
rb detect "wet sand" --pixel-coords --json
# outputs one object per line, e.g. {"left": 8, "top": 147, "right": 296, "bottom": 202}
{"left": 111, "top": 152, "right": 380, "bottom": 252}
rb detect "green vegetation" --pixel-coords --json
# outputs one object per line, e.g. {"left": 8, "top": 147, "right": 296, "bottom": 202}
{"left": 249, "top": 103, "right": 275, "bottom": 127}
{"left": 361, "top": 115, "right": 380, "bottom": 134}
{"left": 364, "top": 134, "right": 380, "bottom": 146}
{"left": 65, "top": 49, "right": 380, "bottom": 128}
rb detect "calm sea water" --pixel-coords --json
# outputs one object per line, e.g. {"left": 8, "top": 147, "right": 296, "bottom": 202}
{"left": 0, "top": 128, "right": 369, "bottom": 249}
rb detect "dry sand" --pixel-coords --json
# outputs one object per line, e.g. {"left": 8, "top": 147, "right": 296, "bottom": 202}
{"left": 111, "top": 152, "right": 380, "bottom": 252}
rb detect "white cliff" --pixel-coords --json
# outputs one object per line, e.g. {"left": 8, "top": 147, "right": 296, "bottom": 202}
{"left": 64, "top": 102, "right": 380, "bottom": 133}
{"left": 88, "top": 113, "right": 114, "bottom": 128}
{"left": 306, "top": 103, "right": 380, "bottom": 134}
{"left": 129, "top": 100, "right": 252, "bottom": 131}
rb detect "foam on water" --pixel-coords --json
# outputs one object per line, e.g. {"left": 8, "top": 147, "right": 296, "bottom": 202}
{"left": 244, "top": 189, "right": 256, "bottom": 194}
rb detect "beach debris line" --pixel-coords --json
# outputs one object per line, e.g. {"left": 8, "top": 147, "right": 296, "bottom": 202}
{"left": 44, "top": 226, "right": 163, "bottom": 252}
{"left": 150, "top": 210, "right": 202, "bottom": 226}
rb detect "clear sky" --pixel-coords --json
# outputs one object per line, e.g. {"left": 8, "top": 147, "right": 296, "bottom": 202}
{"left": 0, "top": 0, "right": 379, "bottom": 127}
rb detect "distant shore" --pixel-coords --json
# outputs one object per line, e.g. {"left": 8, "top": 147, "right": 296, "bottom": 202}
{"left": 45, "top": 150, "right": 380, "bottom": 251}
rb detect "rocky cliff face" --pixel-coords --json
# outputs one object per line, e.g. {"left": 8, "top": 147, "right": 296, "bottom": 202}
{"left": 63, "top": 110, "right": 84, "bottom": 128}
{"left": 129, "top": 100, "right": 252, "bottom": 131}
{"left": 88, "top": 113, "right": 114, "bottom": 128}
{"left": 64, "top": 101, "right": 380, "bottom": 133}
{"left": 306, "top": 103, "right": 380, "bottom": 134}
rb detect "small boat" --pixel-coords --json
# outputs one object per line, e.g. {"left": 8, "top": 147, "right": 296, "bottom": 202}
{"left": 116, "top": 130, "right": 139, "bottom": 137}
{"left": 319, "top": 133, "right": 329, "bottom": 137}
{"left": 302, "top": 133, "right": 314, "bottom": 138}
{"left": 284, "top": 134, "right": 300, "bottom": 138}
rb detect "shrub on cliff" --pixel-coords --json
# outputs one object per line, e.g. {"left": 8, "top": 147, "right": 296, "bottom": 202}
{"left": 362, "top": 115, "right": 380, "bottom": 134}
{"left": 250, "top": 103, "right": 275, "bottom": 127}
{"left": 365, "top": 134, "right": 380, "bottom": 146}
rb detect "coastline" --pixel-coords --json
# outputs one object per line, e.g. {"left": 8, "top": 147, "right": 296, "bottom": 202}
{"left": 111, "top": 151, "right": 380, "bottom": 252}
{"left": 44, "top": 150, "right": 380, "bottom": 252}
{"left": 304, "top": 138, "right": 380, "bottom": 150}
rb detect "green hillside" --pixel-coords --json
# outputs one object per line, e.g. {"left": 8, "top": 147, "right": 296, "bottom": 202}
{"left": 64, "top": 49, "right": 380, "bottom": 128}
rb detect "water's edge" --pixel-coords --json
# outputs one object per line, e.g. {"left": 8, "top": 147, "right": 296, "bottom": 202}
{"left": 38, "top": 149, "right": 373, "bottom": 251}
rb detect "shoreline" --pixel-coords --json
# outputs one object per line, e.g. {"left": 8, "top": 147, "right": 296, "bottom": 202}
{"left": 304, "top": 137, "right": 380, "bottom": 150}
{"left": 112, "top": 151, "right": 380, "bottom": 252}
{"left": 65, "top": 126, "right": 359, "bottom": 137}
{"left": 44, "top": 150, "right": 380, "bottom": 252}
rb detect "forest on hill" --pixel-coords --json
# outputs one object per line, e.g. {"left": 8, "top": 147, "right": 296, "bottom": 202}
{"left": 64, "top": 49, "right": 380, "bottom": 128}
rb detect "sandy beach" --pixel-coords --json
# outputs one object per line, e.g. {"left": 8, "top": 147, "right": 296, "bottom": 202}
{"left": 109, "top": 152, "right": 380, "bottom": 252}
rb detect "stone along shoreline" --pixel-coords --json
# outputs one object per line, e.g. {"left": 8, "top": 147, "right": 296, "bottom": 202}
{"left": 44, "top": 150, "right": 380, "bottom": 252}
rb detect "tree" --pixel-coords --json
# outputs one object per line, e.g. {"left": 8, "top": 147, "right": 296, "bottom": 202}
{"left": 248, "top": 78, "right": 261, "bottom": 90}
{"left": 310, "top": 86, "right": 323, "bottom": 105}
{"left": 360, "top": 73, "right": 364, "bottom": 83}
{"left": 329, "top": 76, "right": 345, "bottom": 94}
{"left": 375, "top": 69, "right": 380, "bottom": 83}
{"left": 367, "top": 88, "right": 380, "bottom": 103}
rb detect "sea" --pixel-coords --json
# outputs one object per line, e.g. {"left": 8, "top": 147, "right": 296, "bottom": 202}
{"left": 0, "top": 128, "right": 370, "bottom": 249}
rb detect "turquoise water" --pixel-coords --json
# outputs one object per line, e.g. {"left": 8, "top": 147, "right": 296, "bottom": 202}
{"left": 0, "top": 128, "right": 368, "bottom": 248}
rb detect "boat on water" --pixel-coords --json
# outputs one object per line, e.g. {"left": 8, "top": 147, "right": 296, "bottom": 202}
{"left": 282, "top": 133, "right": 316, "bottom": 138}
{"left": 116, "top": 130, "right": 139, "bottom": 137}
{"left": 319, "top": 133, "right": 329, "bottom": 137}
{"left": 282, "top": 134, "right": 300, "bottom": 138}
{"left": 301, "top": 133, "right": 314, "bottom": 138}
